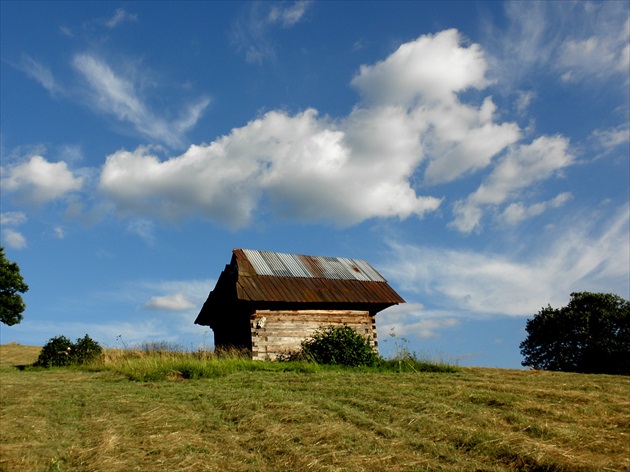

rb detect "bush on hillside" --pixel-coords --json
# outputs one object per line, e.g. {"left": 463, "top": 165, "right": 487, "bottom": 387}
{"left": 35, "top": 334, "right": 102, "bottom": 367}
{"left": 299, "top": 325, "right": 380, "bottom": 367}
{"left": 73, "top": 334, "right": 103, "bottom": 365}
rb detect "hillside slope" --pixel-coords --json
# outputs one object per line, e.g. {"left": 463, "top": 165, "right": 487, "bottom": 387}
{"left": 1, "top": 344, "right": 628, "bottom": 471}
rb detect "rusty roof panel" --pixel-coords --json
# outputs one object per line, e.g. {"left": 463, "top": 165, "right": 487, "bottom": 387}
{"left": 226, "top": 249, "right": 405, "bottom": 305}
{"left": 235, "top": 276, "right": 405, "bottom": 305}
{"left": 240, "top": 249, "right": 386, "bottom": 282}
{"left": 197, "top": 249, "right": 404, "bottom": 328}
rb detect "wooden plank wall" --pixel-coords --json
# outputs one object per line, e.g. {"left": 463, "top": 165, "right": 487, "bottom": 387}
{"left": 250, "top": 309, "right": 377, "bottom": 361}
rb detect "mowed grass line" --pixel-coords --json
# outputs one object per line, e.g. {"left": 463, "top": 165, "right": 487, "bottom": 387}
{"left": 1, "top": 345, "right": 629, "bottom": 471}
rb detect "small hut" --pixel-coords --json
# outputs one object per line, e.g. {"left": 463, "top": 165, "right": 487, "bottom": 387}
{"left": 194, "top": 249, "right": 404, "bottom": 360}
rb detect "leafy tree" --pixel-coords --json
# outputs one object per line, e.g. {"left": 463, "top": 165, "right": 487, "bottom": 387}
{"left": 520, "top": 292, "right": 630, "bottom": 375}
{"left": 300, "top": 325, "right": 380, "bottom": 367}
{"left": 0, "top": 246, "right": 29, "bottom": 326}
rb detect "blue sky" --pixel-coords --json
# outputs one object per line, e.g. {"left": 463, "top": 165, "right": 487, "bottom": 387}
{"left": 1, "top": 1, "right": 628, "bottom": 369}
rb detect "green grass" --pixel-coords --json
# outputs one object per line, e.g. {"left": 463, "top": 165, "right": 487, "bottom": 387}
{"left": 1, "top": 343, "right": 629, "bottom": 471}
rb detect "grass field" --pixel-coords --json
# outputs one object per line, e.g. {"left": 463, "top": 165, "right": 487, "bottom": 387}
{"left": 1, "top": 343, "right": 629, "bottom": 471}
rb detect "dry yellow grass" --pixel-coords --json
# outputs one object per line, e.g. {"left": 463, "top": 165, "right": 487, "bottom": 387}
{"left": 0, "top": 342, "right": 41, "bottom": 368}
{"left": 1, "top": 344, "right": 629, "bottom": 471}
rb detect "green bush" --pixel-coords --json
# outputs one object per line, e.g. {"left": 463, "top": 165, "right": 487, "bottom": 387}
{"left": 35, "top": 334, "right": 102, "bottom": 367}
{"left": 73, "top": 334, "right": 103, "bottom": 365}
{"left": 299, "top": 325, "right": 380, "bottom": 367}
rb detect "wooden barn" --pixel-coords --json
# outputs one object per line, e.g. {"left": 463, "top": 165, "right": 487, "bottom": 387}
{"left": 194, "top": 249, "right": 405, "bottom": 360}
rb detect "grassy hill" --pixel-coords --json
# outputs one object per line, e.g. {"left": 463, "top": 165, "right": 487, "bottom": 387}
{"left": 1, "top": 343, "right": 628, "bottom": 471}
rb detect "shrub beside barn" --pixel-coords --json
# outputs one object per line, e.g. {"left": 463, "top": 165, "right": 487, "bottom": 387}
{"left": 195, "top": 249, "right": 405, "bottom": 360}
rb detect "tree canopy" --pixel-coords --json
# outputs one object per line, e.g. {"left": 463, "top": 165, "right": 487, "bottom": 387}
{"left": 520, "top": 292, "right": 629, "bottom": 375}
{"left": 0, "top": 246, "right": 29, "bottom": 326}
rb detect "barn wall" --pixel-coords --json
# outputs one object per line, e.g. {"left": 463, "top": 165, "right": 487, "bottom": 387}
{"left": 250, "top": 309, "right": 377, "bottom": 361}
{"left": 212, "top": 304, "right": 253, "bottom": 352}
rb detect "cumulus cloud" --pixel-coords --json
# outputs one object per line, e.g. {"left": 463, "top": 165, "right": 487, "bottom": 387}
{"left": 99, "top": 109, "right": 441, "bottom": 227}
{"left": 9, "top": 29, "right": 585, "bottom": 234}
{"left": 72, "top": 54, "right": 210, "bottom": 148}
{"left": 385, "top": 205, "right": 629, "bottom": 318}
{"left": 1, "top": 155, "right": 84, "bottom": 205}
{"left": 1, "top": 229, "right": 27, "bottom": 250}
{"left": 0, "top": 212, "right": 28, "bottom": 249}
{"left": 144, "top": 292, "right": 195, "bottom": 312}
{"left": 451, "top": 135, "right": 574, "bottom": 233}
{"left": 352, "top": 29, "right": 491, "bottom": 106}
{"left": 100, "top": 30, "right": 529, "bottom": 228}
{"left": 352, "top": 29, "right": 521, "bottom": 184}
{"left": 141, "top": 279, "right": 213, "bottom": 313}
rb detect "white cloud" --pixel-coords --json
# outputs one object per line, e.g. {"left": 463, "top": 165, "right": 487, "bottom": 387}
{"left": 1, "top": 155, "right": 84, "bottom": 205}
{"left": 140, "top": 278, "right": 214, "bottom": 314}
{"left": 378, "top": 303, "right": 460, "bottom": 340}
{"left": 105, "top": 8, "right": 137, "bottom": 29}
{"left": 17, "top": 51, "right": 209, "bottom": 148}
{"left": 99, "top": 108, "right": 441, "bottom": 227}
{"left": 385, "top": 205, "right": 629, "bottom": 319}
{"left": 5, "top": 277, "right": 216, "bottom": 348}
{"left": 144, "top": 292, "right": 195, "bottom": 312}
{"left": 18, "top": 56, "right": 61, "bottom": 96}
{"left": 472, "top": 136, "right": 573, "bottom": 205}
{"left": 1, "top": 229, "right": 27, "bottom": 250}
{"left": 420, "top": 99, "right": 521, "bottom": 184}
{"left": 488, "top": 1, "right": 630, "bottom": 86}
{"left": 558, "top": 15, "right": 630, "bottom": 83}
{"left": 0, "top": 212, "right": 28, "bottom": 249}
{"left": 0, "top": 212, "right": 27, "bottom": 227}
{"left": 352, "top": 29, "right": 491, "bottom": 106}
{"left": 53, "top": 227, "right": 65, "bottom": 239}
{"left": 58, "top": 144, "right": 84, "bottom": 163}
{"left": 72, "top": 54, "right": 210, "bottom": 147}
{"left": 499, "top": 192, "right": 572, "bottom": 225}
{"left": 591, "top": 125, "right": 630, "bottom": 151}
{"left": 352, "top": 30, "right": 521, "bottom": 184}
{"left": 60, "top": 25, "right": 74, "bottom": 37}
{"left": 232, "top": 1, "right": 312, "bottom": 64}
{"left": 268, "top": 1, "right": 311, "bottom": 27}
{"left": 451, "top": 135, "right": 574, "bottom": 233}
{"left": 100, "top": 30, "right": 531, "bottom": 228}
{"left": 126, "top": 219, "right": 155, "bottom": 245}
{"left": 514, "top": 90, "right": 536, "bottom": 115}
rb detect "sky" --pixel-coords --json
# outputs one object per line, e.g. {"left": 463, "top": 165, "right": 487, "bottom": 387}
{"left": 1, "top": 1, "right": 628, "bottom": 369}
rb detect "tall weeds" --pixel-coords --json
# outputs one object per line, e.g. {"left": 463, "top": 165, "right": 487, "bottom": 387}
{"left": 85, "top": 340, "right": 456, "bottom": 381}
{"left": 90, "top": 345, "right": 323, "bottom": 381}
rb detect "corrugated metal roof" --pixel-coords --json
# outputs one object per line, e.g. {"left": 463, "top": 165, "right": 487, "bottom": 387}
{"left": 194, "top": 249, "right": 405, "bottom": 326}
{"left": 235, "top": 275, "right": 405, "bottom": 304}
{"left": 240, "top": 249, "right": 386, "bottom": 282}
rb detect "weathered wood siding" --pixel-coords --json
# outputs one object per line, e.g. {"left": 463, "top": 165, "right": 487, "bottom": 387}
{"left": 250, "top": 309, "right": 377, "bottom": 361}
